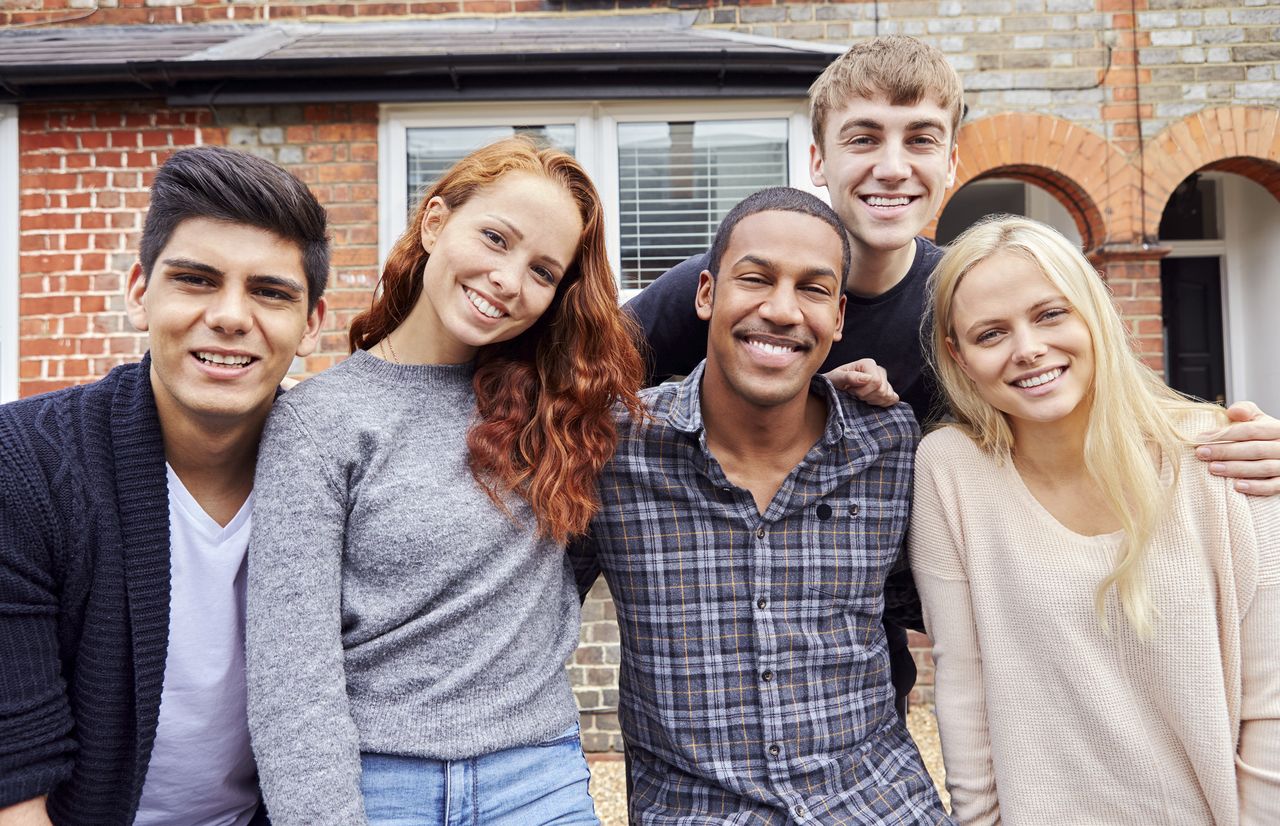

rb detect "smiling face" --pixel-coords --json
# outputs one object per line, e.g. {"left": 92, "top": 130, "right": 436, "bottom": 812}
{"left": 411, "top": 171, "right": 583, "bottom": 364}
{"left": 946, "top": 250, "right": 1095, "bottom": 441}
{"left": 126, "top": 217, "right": 325, "bottom": 433}
{"left": 696, "top": 210, "right": 846, "bottom": 410}
{"left": 809, "top": 94, "right": 957, "bottom": 261}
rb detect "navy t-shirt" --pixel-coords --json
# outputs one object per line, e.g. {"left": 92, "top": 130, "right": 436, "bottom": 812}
{"left": 625, "top": 236, "right": 945, "bottom": 427}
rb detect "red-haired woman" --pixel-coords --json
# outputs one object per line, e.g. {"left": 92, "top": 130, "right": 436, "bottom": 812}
{"left": 245, "top": 137, "right": 644, "bottom": 826}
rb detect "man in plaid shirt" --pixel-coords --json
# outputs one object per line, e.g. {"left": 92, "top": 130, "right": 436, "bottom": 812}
{"left": 572, "top": 187, "right": 951, "bottom": 824}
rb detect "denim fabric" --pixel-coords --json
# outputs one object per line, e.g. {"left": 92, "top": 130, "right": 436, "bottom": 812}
{"left": 359, "top": 725, "right": 598, "bottom": 826}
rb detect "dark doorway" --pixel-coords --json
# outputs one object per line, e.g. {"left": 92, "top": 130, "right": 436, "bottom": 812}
{"left": 1161, "top": 256, "right": 1226, "bottom": 404}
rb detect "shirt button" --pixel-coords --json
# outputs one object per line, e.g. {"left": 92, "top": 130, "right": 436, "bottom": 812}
{"left": 848, "top": 503, "right": 860, "bottom": 516}
{"left": 795, "top": 804, "right": 807, "bottom": 818}
{"left": 755, "top": 527, "right": 766, "bottom": 539}
{"left": 761, "top": 670, "right": 773, "bottom": 682}
{"left": 768, "top": 744, "right": 780, "bottom": 757}
{"left": 756, "top": 597, "right": 767, "bottom": 609}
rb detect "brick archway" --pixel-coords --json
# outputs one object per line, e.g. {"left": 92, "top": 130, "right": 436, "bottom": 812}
{"left": 1141, "top": 106, "right": 1280, "bottom": 240}
{"left": 936, "top": 113, "right": 1126, "bottom": 252}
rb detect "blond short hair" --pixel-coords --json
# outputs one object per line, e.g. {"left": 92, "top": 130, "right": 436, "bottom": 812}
{"left": 809, "top": 35, "right": 964, "bottom": 149}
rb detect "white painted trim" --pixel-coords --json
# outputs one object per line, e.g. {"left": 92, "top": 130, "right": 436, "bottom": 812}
{"left": 1219, "top": 174, "right": 1246, "bottom": 405}
{"left": 0, "top": 105, "right": 18, "bottom": 403}
{"left": 378, "top": 97, "right": 808, "bottom": 297}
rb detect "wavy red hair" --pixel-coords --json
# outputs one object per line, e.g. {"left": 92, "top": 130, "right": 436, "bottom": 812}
{"left": 349, "top": 137, "right": 645, "bottom": 543}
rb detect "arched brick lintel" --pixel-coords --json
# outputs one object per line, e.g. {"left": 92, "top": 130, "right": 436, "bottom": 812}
{"left": 1140, "top": 106, "right": 1280, "bottom": 240}
{"left": 936, "top": 165, "right": 1108, "bottom": 252}
{"left": 937, "top": 113, "right": 1124, "bottom": 252}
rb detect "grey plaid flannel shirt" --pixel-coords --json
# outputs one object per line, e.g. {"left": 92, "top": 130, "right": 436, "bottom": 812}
{"left": 571, "top": 363, "right": 952, "bottom": 825}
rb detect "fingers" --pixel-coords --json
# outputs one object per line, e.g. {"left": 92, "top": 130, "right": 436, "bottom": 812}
{"left": 1225, "top": 400, "right": 1263, "bottom": 422}
{"left": 821, "top": 359, "right": 900, "bottom": 408}
{"left": 1199, "top": 460, "right": 1280, "bottom": 495}
{"left": 1197, "top": 415, "right": 1280, "bottom": 445}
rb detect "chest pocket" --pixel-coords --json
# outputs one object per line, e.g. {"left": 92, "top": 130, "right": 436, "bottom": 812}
{"left": 794, "top": 496, "right": 908, "bottom": 609}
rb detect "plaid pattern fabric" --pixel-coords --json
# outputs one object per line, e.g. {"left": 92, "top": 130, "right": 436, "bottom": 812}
{"left": 572, "top": 363, "right": 952, "bottom": 825}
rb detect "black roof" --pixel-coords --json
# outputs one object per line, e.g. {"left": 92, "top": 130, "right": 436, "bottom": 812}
{"left": 0, "top": 13, "right": 844, "bottom": 103}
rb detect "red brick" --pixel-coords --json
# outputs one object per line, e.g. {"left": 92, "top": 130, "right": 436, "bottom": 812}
{"left": 22, "top": 337, "right": 77, "bottom": 356}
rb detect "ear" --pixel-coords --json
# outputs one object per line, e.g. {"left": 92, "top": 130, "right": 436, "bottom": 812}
{"left": 419, "top": 196, "right": 451, "bottom": 253}
{"left": 945, "top": 335, "right": 974, "bottom": 380}
{"left": 125, "top": 261, "right": 149, "bottom": 332}
{"left": 294, "top": 296, "right": 327, "bottom": 358}
{"left": 695, "top": 270, "right": 715, "bottom": 322}
{"left": 832, "top": 293, "right": 847, "bottom": 342}
{"left": 809, "top": 142, "right": 827, "bottom": 189}
{"left": 946, "top": 140, "right": 959, "bottom": 189}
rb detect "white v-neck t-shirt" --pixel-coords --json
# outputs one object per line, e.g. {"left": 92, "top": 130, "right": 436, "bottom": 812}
{"left": 134, "top": 466, "right": 259, "bottom": 826}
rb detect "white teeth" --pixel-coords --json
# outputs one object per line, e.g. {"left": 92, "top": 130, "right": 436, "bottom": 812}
{"left": 1015, "top": 367, "right": 1063, "bottom": 388}
{"left": 865, "top": 195, "right": 911, "bottom": 207}
{"left": 196, "top": 352, "right": 252, "bottom": 366}
{"left": 466, "top": 288, "right": 504, "bottom": 319}
{"left": 746, "top": 339, "right": 797, "bottom": 355}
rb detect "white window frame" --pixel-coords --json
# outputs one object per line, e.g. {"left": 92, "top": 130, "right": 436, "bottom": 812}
{"left": 379, "top": 99, "right": 815, "bottom": 299}
{"left": 0, "top": 104, "right": 18, "bottom": 402}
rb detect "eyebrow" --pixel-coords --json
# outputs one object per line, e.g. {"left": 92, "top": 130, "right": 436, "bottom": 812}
{"left": 963, "top": 296, "right": 1064, "bottom": 336}
{"left": 837, "top": 117, "right": 948, "bottom": 135}
{"left": 161, "top": 257, "right": 305, "bottom": 294}
{"left": 907, "top": 118, "right": 948, "bottom": 134}
{"left": 488, "top": 215, "right": 525, "bottom": 242}
{"left": 161, "top": 256, "right": 221, "bottom": 276}
{"left": 735, "top": 253, "right": 776, "bottom": 271}
{"left": 489, "top": 214, "right": 570, "bottom": 274}
{"left": 735, "top": 254, "right": 838, "bottom": 281}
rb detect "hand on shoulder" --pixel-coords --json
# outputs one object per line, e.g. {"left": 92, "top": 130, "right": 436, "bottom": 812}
{"left": 1194, "top": 401, "right": 1280, "bottom": 496}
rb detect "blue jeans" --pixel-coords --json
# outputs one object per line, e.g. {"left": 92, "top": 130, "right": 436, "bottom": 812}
{"left": 359, "top": 725, "right": 599, "bottom": 826}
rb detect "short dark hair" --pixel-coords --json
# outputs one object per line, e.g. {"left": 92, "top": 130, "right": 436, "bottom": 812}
{"left": 139, "top": 146, "right": 330, "bottom": 311}
{"left": 707, "top": 187, "right": 851, "bottom": 285}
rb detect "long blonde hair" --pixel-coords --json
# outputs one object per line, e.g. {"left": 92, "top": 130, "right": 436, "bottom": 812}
{"left": 928, "top": 215, "right": 1224, "bottom": 635}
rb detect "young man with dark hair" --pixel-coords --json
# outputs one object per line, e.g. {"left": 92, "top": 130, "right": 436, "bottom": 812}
{"left": 627, "top": 35, "right": 1280, "bottom": 717}
{"left": 573, "top": 187, "right": 953, "bottom": 824}
{"left": 0, "top": 146, "right": 328, "bottom": 826}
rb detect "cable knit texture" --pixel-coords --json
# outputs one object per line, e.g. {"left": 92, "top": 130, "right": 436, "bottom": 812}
{"left": 0, "top": 357, "right": 172, "bottom": 824}
{"left": 246, "top": 349, "right": 582, "bottom": 826}
{"left": 910, "top": 420, "right": 1280, "bottom": 825}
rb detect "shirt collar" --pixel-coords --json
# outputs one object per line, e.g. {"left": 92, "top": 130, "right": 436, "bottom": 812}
{"left": 668, "top": 359, "right": 850, "bottom": 446}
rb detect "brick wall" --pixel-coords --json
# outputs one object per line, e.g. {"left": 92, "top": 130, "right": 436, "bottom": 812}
{"left": 16, "top": 102, "right": 378, "bottom": 396}
{"left": 7, "top": 0, "right": 1280, "bottom": 748}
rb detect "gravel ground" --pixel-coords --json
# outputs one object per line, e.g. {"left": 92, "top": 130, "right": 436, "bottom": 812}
{"left": 587, "top": 705, "right": 949, "bottom": 824}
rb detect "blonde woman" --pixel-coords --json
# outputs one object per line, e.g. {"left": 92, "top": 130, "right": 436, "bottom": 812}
{"left": 910, "top": 215, "right": 1279, "bottom": 824}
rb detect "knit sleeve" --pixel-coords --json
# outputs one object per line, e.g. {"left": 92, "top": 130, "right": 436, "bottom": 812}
{"left": 909, "top": 436, "right": 1000, "bottom": 825}
{"left": 0, "top": 421, "right": 76, "bottom": 808}
{"left": 1238, "top": 492, "right": 1280, "bottom": 824}
{"left": 245, "top": 401, "right": 367, "bottom": 826}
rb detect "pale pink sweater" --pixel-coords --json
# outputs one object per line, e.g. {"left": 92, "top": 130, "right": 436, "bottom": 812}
{"left": 910, "top": 423, "right": 1280, "bottom": 825}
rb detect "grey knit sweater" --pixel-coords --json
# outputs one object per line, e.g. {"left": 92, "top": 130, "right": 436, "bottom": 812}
{"left": 245, "top": 350, "right": 582, "bottom": 825}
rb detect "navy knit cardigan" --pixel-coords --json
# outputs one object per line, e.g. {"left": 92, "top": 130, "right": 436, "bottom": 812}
{"left": 0, "top": 357, "right": 172, "bottom": 824}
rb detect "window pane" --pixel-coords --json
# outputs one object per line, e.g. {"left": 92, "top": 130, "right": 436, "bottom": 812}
{"left": 618, "top": 119, "right": 788, "bottom": 291}
{"left": 406, "top": 125, "right": 576, "bottom": 212}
